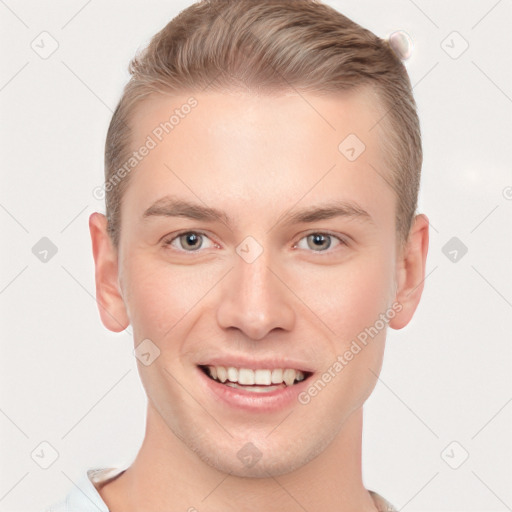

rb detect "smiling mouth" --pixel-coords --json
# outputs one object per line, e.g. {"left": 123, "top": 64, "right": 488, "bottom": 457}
{"left": 198, "top": 364, "right": 313, "bottom": 391}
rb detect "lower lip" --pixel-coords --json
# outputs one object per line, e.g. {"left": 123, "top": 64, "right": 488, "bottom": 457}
{"left": 196, "top": 366, "right": 312, "bottom": 412}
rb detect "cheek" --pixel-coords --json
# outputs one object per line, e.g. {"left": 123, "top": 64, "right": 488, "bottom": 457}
{"left": 341, "top": 261, "right": 394, "bottom": 331}
{"left": 301, "top": 260, "right": 392, "bottom": 414}
{"left": 291, "top": 250, "right": 395, "bottom": 341}
{"left": 121, "top": 256, "right": 214, "bottom": 339}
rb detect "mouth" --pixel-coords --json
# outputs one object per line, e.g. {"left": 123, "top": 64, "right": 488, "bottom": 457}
{"left": 198, "top": 364, "right": 313, "bottom": 393}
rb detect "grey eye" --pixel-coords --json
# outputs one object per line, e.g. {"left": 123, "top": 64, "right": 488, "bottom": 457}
{"left": 296, "top": 233, "right": 343, "bottom": 252}
{"left": 306, "top": 233, "right": 332, "bottom": 251}
{"left": 164, "top": 231, "right": 214, "bottom": 252}
{"left": 178, "top": 232, "right": 203, "bottom": 251}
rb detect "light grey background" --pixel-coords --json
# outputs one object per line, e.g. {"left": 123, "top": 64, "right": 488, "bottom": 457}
{"left": 1, "top": 1, "right": 511, "bottom": 510}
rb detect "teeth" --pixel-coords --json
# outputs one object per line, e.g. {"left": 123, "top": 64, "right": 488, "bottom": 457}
{"left": 283, "top": 369, "right": 296, "bottom": 386}
{"left": 227, "top": 367, "right": 238, "bottom": 382}
{"left": 205, "top": 365, "right": 306, "bottom": 386}
{"left": 225, "top": 382, "right": 280, "bottom": 393}
{"left": 216, "top": 366, "right": 227, "bottom": 383}
{"left": 271, "top": 368, "right": 283, "bottom": 384}
{"left": 239, "top": 368, "right": 254, "bottom": 385}
{"left": 255, "top": 369, "right": 271, "bottom": 385}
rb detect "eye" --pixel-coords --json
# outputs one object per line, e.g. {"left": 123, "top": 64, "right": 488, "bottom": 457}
{"left": 294, "top": 232, "right": 347, "bottom": 253}
{"left": 162, "top": 231, "right": 216, "bottom": 252}
{"left": 162, "top": 231, "right": 347, "bottom": 254}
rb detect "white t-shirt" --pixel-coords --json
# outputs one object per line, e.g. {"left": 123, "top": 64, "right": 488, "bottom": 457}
{"left": 44, "top": 467, "right": 125, "bottom": 512}
{"left": 45, "top": 466, "right": 397, "bottom": 511}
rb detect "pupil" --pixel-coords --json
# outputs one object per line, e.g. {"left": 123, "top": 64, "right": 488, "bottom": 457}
{"left": 310, "top": 234, "right": 330, "bottom": 250}
{"left": 183, "top": 233, "right": 200, "bottom": 249}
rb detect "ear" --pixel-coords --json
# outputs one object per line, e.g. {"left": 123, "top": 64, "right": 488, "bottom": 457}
{"left": 89, "top": 212, "right": 130, "bottom": 332}
{"left": 389, "top": 213, "right": 429, "bottom": 330}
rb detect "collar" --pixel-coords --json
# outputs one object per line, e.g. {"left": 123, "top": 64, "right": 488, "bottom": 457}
{"left": 82, "top": 467, "right": 397, "bottom": 512}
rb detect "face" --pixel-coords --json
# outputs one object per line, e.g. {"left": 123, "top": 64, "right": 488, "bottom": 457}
{"left": 97, "top": 88, "right": 415, "bottom": 477}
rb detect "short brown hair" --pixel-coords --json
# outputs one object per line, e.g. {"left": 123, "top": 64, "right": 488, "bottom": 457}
{"left": 104, "top": 0, "right": 422, "bottom": 249}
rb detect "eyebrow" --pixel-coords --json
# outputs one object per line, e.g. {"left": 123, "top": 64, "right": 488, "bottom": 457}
{"left": 142, "top": 196, "right": 374, "bottom": 227}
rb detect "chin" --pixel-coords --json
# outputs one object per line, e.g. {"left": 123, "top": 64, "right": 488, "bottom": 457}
{"left": 193, "top": 432, "right": 332, "bottom": 479}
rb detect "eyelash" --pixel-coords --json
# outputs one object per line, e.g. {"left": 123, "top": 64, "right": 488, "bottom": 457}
{"left": 162, "top": 230, "right": 348, "bottom": 255}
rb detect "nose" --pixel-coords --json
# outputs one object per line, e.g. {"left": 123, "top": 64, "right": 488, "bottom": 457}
{"left": 216, "top": 248, "right": 296, "bottom": 340}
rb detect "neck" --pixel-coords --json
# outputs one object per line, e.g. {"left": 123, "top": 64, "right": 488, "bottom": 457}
{"left": 98, "top": 404, "right": 377, "bottom": 512}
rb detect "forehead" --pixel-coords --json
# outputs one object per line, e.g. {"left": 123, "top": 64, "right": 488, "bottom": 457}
{"left": 123, "top": 88, "right": 394, "bottom": 231}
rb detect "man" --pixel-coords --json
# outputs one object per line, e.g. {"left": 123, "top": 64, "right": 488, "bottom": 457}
{"left": 47, "top": 0, "right": 428, "bottom": 510}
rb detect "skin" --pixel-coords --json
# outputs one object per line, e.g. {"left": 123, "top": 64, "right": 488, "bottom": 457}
{"left": 89, "top": 88, "right": 429, "bottom": 512}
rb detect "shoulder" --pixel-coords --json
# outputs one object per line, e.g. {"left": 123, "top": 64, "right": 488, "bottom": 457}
{"left": 44, "top": 469, "right": 111, "bottom": 512}
{"left": 369, "top": 490, "right": 398, "bottom": 512}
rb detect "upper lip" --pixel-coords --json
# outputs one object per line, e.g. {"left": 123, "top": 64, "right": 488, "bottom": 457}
{"left": 197, "top": 356, "right": 314, "bottom": 373}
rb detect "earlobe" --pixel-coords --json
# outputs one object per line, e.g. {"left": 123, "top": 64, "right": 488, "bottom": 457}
{"left": 89, "top": 212, "right": 130, "bottom": 332}
{"left": 389, "top": 214, "right": 429, "bottom": 330}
